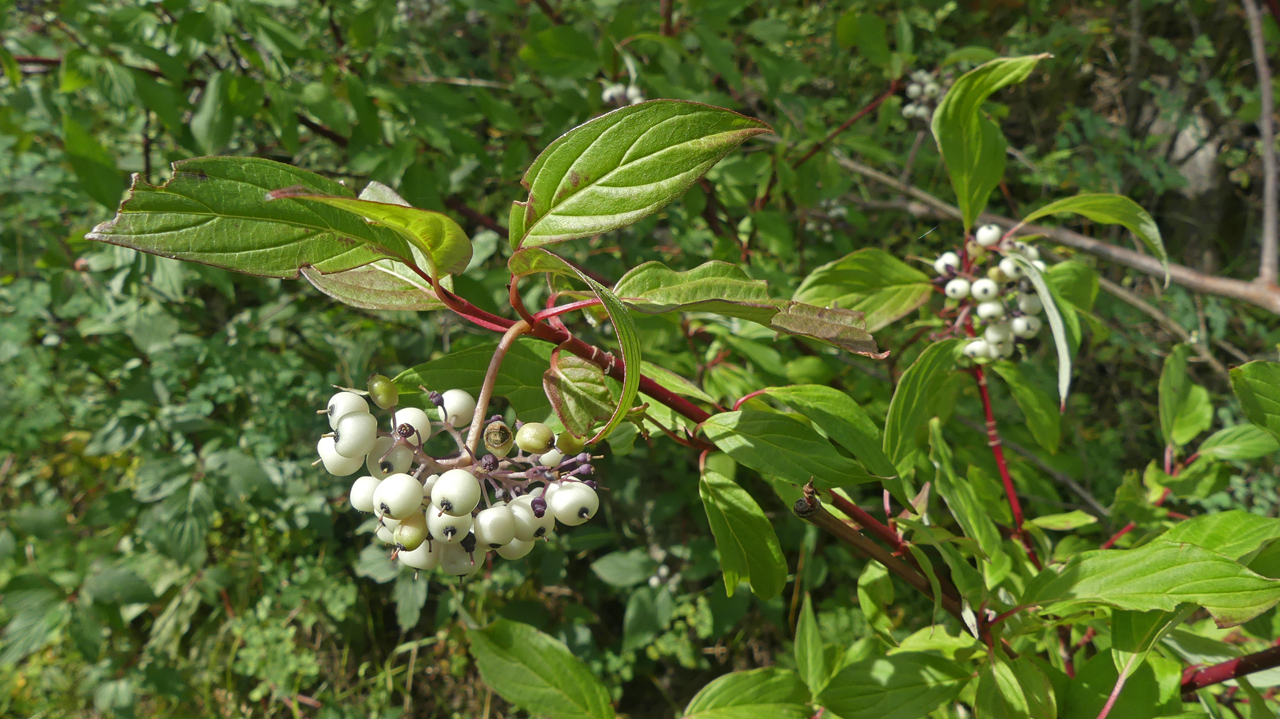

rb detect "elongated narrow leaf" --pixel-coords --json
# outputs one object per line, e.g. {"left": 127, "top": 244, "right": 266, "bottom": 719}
{"left": 300, "top": 261, "right": 446, "bottom": 311}
{"left": 699, "top": 467, "right": 788, "bottom": 600}
{"left": 394, "top": 339, "right": 554, "bottom": 421}
{"left": 928, "top": 419, "right": 1006, "bottom": 561}
{"left": 86, "top": 157, "right": 397, "bottom": 278}
{"left": 544, "top": 352, "right": 616, "bottom": 439}
{"left": 882, "top": 340, "right": 962, "bottom": 474}
{"left": 1232, "top": 361, "right": 1280, "bottom": 442}
{"left": 989, "top": 361, "right": 1060, "bottom": 454}
{"left": 819, "top": 652, "right": 971, "bottom": 719}
{"left": 701, "top": 410, "right": 877, "bottom": 488}
{"left": 975, "top": 658, "right": 1029, "bottom": 719}
{"left": 613, "top": 261, "right": 882, "bottom": 356}
{"left": 930, "top": 55, "right": 1047, "bottom": 230}
{"left": 1023, "top": 539, "right": 1280, "bottom": 627}
{"left": 267, "top": 188, "right": 471, "bottom": 279}
{"left": 1196, "top": 424, "right": 1280, "bottom": 462}
{"left": 792, "top": 249, "right": 935, "bottom": 332}
{"left": 509, "top": 248, "right": 641, "bottom": 443}
{"left": 1007, "top": 255, "right": 1072, "bottom": 408}
{"left": 468, "top": 619, "right": 615, "bottom": 719}
{"left": 1021, "top": 194, "right": 1167, "bottom": 280}
{"left": 760, "top": 385, "right": 898, "bottom": 478}
{"left": 514, "top": 100, "right": 771, "bottom": 248}
{"left": 682, "top": 667, "right": 811, "bottom": 719}
{"left": 795, "top": 595, "right": 828, "bottom": 697}
{"left": 1158, "top": 344, "right": 1194, "bottom": 448}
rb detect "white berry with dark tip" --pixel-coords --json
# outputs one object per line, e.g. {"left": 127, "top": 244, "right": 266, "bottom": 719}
{"left": 474, "top": 505, "right": 516, "bottom": 549}
{"left": 510, "top": 497, "right": 555, "bottom": 541}
{"left": 933, "top": 252, "right": 960, "bottom": 275}
{"left": 366, "top": 436, "right": 414, "bottom": 480}
{"left": 1012, "top": 316, "right": 1042, "bottom": 338}
{"left": 496, "top": 537, "right": 535, "bottom": 560}
{"left": 428, "top": 510, "right": 473, "bottom": 545}
{"left": 390, "top": 407, "right": 432, "bottom": 445}
{"left": 549, "top": 483, "right": 599, "bottom": 527}
{"left": 326, "top": 392, "right": 368, "bottom": 429}
{"left": 431, "top": 469, "right": 481, "bottom": 517}
{"left": 984, "top": 323, "right": 1012, "bottom": 345}
{"left": 398, "top": 537, "right": 442, "bottom": 571}
{"left": 975, "top": 224, "right": 1003, "bottom": 247}
{"left": 944, "top": 278, "right": 970, "bottom": 300}
{"left": 439, "top": 389, "right": 477, "bottom": 428}
{"left": 440, "top": 544, "right": 483, "bottom": 577}
{"left": 334, "top": 412, "right": 378, "bottom": 458}
{"left": 372, "top": 473, "right": 424, "bottom": 520}
{"left": 393, "top": 512, "right": 429, "bottom": 550}
{"left": 998, "top": 257, "right": 1022, "bottom": 279}
{"left": 971, "top": 278, "right": 999, "bottom": 301}
{"left": 349, "top": 476, "right": 381, "bottom": 513}
{"left": 318, "top": 437, "right": 364, "bottom": 476}
{"left": 1017, "top": 293, "right": 1043, "bottom": 315}
{"left": 964, "top": 339, "right": 992, "bottom": 360}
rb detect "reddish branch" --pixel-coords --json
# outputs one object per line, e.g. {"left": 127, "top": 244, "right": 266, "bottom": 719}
{"left": 1182, "top": 645, "right": 1280, "bottom": 695}
{"left": 970, "top": 366, "right": 1042, "bottom": 569}
{"left": 790, "top": 80, "right": 902, "bottom": 170}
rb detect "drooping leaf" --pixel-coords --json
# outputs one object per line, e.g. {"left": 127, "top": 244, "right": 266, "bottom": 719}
{"left": 1111, "top": 607, "right": 1194, "bottom": 680}
{"left": 509, "top": 247, "right": 641, "bottom": 443}
{"left": 1021, "top": 194, "right": 1168, "bottom": 281}
{"left": 1023, "top": 538, "right": 1280, "bottom": 627}
{"left": 84, "top": 567, "right": 156, "bottom": 605}
{"left": 86, "top": 157, "right": 400, "bottom": 278}
{"left": 682, "top": 667, "right": 811, "bottom": 719}
{"left": 819, "top": 652, "right": 971, "bottom": 719}
{"left": 767, "top": 302, "right": 882, "bottom": 357}
{"left": 1026, "top": 511, "right": 1098, "bottom": 531}
{"left": 1046, "top": 261, "right": 1100, "bottom": 313}
{"left": 701, "top": 410, "right": 877, "bottom": 488}
{"left": 792, "top": 249, "right": 935, "bottom": 332}
{"left": 544, "top": 352, "right": 616, "bottom": 439}
{"left": 513, "top": 100, "right": 770, "bottom": 248}
{"left": 928, "top": 419, "right": 1008, "bottom": 586}
{"left": 1195, "top": 424, "right": 1280, "bottom": 462}
{"left": 1232, "top": 361, "right": 1280, "bottom": 442}
{"left": 300, "top": 261, "right": 447, "bottom": 311}
{"left": 930, "top": 55, "right": 1047, "bottom": 231}
{"left": 468, "top": 619, "right": 615, "bottom": 719}
{"left": 63, "top": 116, "right": 126, "bottom": 210}
{"left": 760, "top": 385, "right": 898, "bottom": 478}
{"left": 989, "top": 361, "right": 1060, "bottom": 454}
{"left": 1007, "top": 255, "right": 1072, "bottom": 408}
{"left": 857, "top": 560, "right": 897, "bottom": 645}
{"left": 394, "top": 339, "right": 555, "bottom": 422}
{"left": 1171, "top": 384, "right": 1213, "bottom": 446}
{"left": 794, "top": 595, "right": 828, "bottom": 697}
{"left": 882, "top": 339, "right": 962, "bottom": 475}
{"left": 698, "top": 467, "right": 788, "bottom": 600}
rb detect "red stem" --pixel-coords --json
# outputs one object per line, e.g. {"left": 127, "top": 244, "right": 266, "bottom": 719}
{"left": 532, "top": 298, "right": 602, "bottom": 321}
{"left": 971, "top": 365, "right": 1041, "bottom": 568}
{"left": 826, "top": 490, "right": 905, "bottom": 552}
{"left": 1181, "top": 646, "right": 1280, "bottom": 694}
{"left": 791, "top": 79, "right": 902, "bottom": 169}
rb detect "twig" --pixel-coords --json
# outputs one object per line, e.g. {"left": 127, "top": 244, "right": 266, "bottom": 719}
{"left": 1182, "top": 645, "right": 1280, "bottom": 694}
{"left": 1245, "top": 0, "right": 1279, "bottom": 286}
{"left": 971, "top": 365, "right": 1042, "bottom": 568}
{"left": 446, "top": 196, "right": 509, "bottom": 238}
{"left": 533, "top": 0, "right": 562, "bottom": 23}
{"left": 659, "top": 0, "right": 674, "bottom": 36}
{"left": 899, "top": 130, "right": 927, "bottom": 185}
{"left": 466, "top": 320, "right": 531, "bottom": 455}
{"left": 829, "top": 153, "right": 1280, "bottom": 315}
{"left": 1094, "top": 273, "right": 1228, "bottom": 380}
{"left": 791, "top": 80, "right": 901, "bottom": 170}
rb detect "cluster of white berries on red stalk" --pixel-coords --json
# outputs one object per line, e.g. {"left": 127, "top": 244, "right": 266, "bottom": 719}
{"left": 932, "top": 223, "right": 1049, "bottom": 363}
{"left": 315, "top": 374, "right": 601, "bottom": 579}
{"left": 902, "top": 70, "right": 949, "bottom": 122}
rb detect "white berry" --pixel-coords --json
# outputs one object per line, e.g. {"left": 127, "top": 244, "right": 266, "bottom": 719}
{"left": 421, "top": 474, "right": 440, "bottom": 503}
{"left": 373, "top": 473, "right": 424, "bottom": 520}
{"left": 439, "top": 389, "right": 477, "bottom": 428}
{"left": 1017, "top": 293, "right": 1043, "bottom": 315}
{"left": 474, "top": 506, "right": 516, "bottom": 549}
{"left": 933, "top": 252, "right": 960, "bottom": 275}
{"left": 398, "top": 538, "right": 442, "bottom": 571}
{"left": 496, "top": 537, "right": 536, "bottom": 560}
{"left": 317, "top": 437, "right": 364, "bottom": 476}
{"left": 431, "top": 469, "right": 481, "bottom": 517}
{"left": 1033, "top": 260, "right": 1047, "bottom": 272}
{"left": 976, "top": 300, "right": 1005, "bottom": 321}
{"left": 510, "top": 498, "right": 555, "bottom": 541}
{"left": 964, "top": 339, "right": 992, "bottom": 360}
{"left": 998, "top": 257, "right": 1022, "bottom": 279}
{"left": 975, "top": 224, "right": 1002, "bottom": 247}
{"left": 366, "top": 437, "right": 414, "bottom": 480}
{"left": 334, "top": 412, "right": 378, "bottom": 458}
{"left": 326, "top": 392, "right": 368, "bottom": 429}
{"left": 539, "top": 449, "right": 565, "bottom": 467}
{"left": 984, "top": 323, "right": 1012, "bottom": 345}
{"left": 944, "top": 278, "right": 971, "bottom": 300}
{"left": 924, "top": 82, "right": 941, "bottom": 98}
{"left": 1012, "top": 316, "right": 1042, "bottom": 338}
{"left": 439, "top": 544, "right": 483, "bottom": 577}
{"left": 428, "top": 510, "right": 473, "bottom": 545}
{"left": 390, "top": 407, "right": 432, "bottom": 445}
{"left": 1015, "top": 242, "right": 1040, "bottom": 260}
{"left": 376, "top": 524, "right": 396, "bottom": 544}
{"left": 349, "top": 476, "right": 381, "bottom": 513}
{"left": 995, "top": 339, "right": 1016, "bottom": 358}
{"left": 906, "top": 83, "right": 923, "bottom": 99}
{"left": 971, "top": 278, "right": 999, "bottom": 301}
{"left": 549, "top": 483, "right": 599, "bottom": 527}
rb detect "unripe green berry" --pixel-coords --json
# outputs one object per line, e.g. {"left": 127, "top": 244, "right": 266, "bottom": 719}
{"left": 515, "top": 422, "right": 555, "bottom": 454}
{"left": 393, "top": 512, "right": 429, "bottom": 551}
{"left": 367, "top": 374, "right": 399, "bottom": 409}
{"left": 555, "top": 432, "right": 586, "bottom": 455}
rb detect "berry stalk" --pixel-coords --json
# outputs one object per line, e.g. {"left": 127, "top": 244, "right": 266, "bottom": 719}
{"left": 465, "top": 320, "right": 531, "bottom": 456}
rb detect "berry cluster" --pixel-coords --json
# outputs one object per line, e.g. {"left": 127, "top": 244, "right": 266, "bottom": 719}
{"left": 315, "top": 375, "right": 601, "bottom": 578}
{"left": 902, "top": 70, "right": 949, "bottom": 122}
{"left": 931, "top": 224, "right": 1048, "bottom": 363}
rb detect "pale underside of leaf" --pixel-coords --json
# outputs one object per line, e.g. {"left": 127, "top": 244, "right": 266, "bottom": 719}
{"left": 300, "top": 261, "right": 446, "bottom": 311}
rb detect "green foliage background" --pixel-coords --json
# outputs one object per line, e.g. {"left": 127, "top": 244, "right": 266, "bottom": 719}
{"left": 2, "top": 0, "right": 1279, "bottom": 717}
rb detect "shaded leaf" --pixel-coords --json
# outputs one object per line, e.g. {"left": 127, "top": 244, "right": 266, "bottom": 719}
{"left": 792, "top": 249, "right": 935, "bottom": 332}
{"left": 395, "top": 339, "right": 554, "bottom": 423}
{"left": 760, "top": 385, "right": 897, "bottom": 478}
{"left": 1007, "top": 255, "right": 1072, "bottom": 408}
{"left": 63, "top": 116, "right": 126, "bottom": 210}
{"left": 795, "top": 595, "right": 828, "bottom": 697}
{"left": 989, "top": 361, "right": 1060, "bottom": 454}
{"left": 682, "top": 667, "right": 811, "bottom": 718}
{"left": 544, "top": 352, "right": 616, "bottom": 439}
{"left": 469, "top": 619, "right": 615, "bottom": 719}
{"left": 819, "top": 652, "right": 971, "bottom": 719}
{"left": 702, "top": 410, "right": 877, "bottom": 488}
{"left": 698, "top": 467, "right": 788, "bottom": 600}
{"left": 591, "top": 549, "right": 658, "bottom": 588}
{"left": 882, "top": 339, "right": 962, "bottom": 475}
{"left": 1196, "top": 424, "right": 1280, "bottom": 462}
{"left": 1232, "top": 361, "right": 1280, "bottom": 442}
{"left": 300, "top": 261, "right": 447, "bottom": 311}
{"left": 1021, "top": 194, "right": 1168, "bottom": 280}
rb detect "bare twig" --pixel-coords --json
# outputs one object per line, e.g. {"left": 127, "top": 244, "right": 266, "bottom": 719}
{"left": 445, "top": 196, "right": 509, "bottom": 238}
{"left": 1182, "top": 645, "right": 1280, "bottom": 694}
{"left": 791, "top": 80, "right": 900, "bottom": 170}
{"left": 1245, "top": 0, "right": 1279, "bottom": 286}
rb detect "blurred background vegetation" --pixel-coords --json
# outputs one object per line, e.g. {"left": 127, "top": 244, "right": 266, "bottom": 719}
{"left": 2, "top": 0, "right": 1279, "bottom": 716}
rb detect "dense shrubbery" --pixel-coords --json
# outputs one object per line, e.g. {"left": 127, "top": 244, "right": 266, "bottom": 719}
{"left": 3, "top": 1, "right": 1280, "bottom": 718}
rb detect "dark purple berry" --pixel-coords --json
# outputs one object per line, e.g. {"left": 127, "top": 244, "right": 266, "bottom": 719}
{"left": 531, "top": 496, "right": 547, "bottom": 518}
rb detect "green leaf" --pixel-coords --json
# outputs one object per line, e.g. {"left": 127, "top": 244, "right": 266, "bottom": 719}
{"left": 299, "top": 261, "right": 447, "bottom": 311}
{"left": 1232, "top": 361, "right": 1280, "bottom": 442}
{"left": 469, "top": 619, "right": 615, "bottom": 719}
{"left": 882, "top": 339, "right": 962, "bottom": 474}
{"left": 590, "top": 549, "right": 659, "bottom": 588}
{"left": 1023, "top": 538, "right": 1280, "bottom": 627}
{"left": 819, "top": 652, "right": 971, "bottom": 719}
{"left": 1158, "top": 344, "right": 1195, "bottom": 448}
{"left": 836, "top": 13, "right": 890, "bottom": 68}
{"left": 989, "top": 361, "right": 1061, "bottom": 454}
{"left": 1046, "top": 261, "right": 1100, "bottom": 313}
{"left": 794, "top": 595, "right": 828, "bottom": 697}
{"left": 267, "top": 184, "right": 472, "bottom": 280}
{"left": 392, "top": 572, "right": 429, "bottom": 631}
{"left": 682, "top": 667, "right": 811, "bottom": 719}
{"left": 86, "top": 157, "right": 401, "bottom": 279}
{"left": 544, "top": 353, "right": 616, "bottom": 439}
{"left": 514, "top": 100, "right": 770, "bottom": 248}
{"left": 928, "top": 419, "right": 1007, "bottom": 571}
{"left": 641, "top": 362, "right": 717, "bottom": 405}
{"left": 760, "top": 385, "right": 898, "bottom": 479}
{"left": 84, "top": 567, "right": 155, "bottom": 605}
{"left": 767, "top": 302, "right": 882, "bottom": 357}
{"left": 0, "top": 45, "right": 21, "bottom": 87}
{"left": 1161, "top": 510, "right": 1280, "bottom": 562}
{"left": 701, "top": 410, "right": 877, "bottom": 488}
{"left": 63, "top": 116, "right": 126, "bottom": 210}
{"left": 394, "top": 339, "right": 555, "bottom": 422}
{"left": 857, "top": 560, "right": 897, "bottom": 645}
{"left": 519, "top": 26, "right": 600, "bottom": 78}
{"left": 1171, "top": 384, "right": 1213, "bottom": 446}
{"left": 1111, "top": 607, "right": 1193, "bottom": 680}
{"left": 698, "top": 466, "right": 788, "bottom": 600}
{"left": 509, "top": 247, "right": 641, "bottom": 443}
{"left": 1007, "top": 255, "right": 1073, "bottom": 408}
{"left": 975, "top": 657, "right": 1030, "bottom": 719}
{"left": 792, "top": 249, "right": 935, "bottom": 332}
{"left": 930, "top": 55, "right": 1047, "bottom": 231}
{"left": 1021, "top": 194, "right": 1168, "bottom": 281}
{"left": 1196, "top": 424, "right": 1280, "bottom": 462}
{"left": 941, "top": 46, "right": 998, "bottom": 66}
{"left": 1026, "top": 511, "right": 1098, "bottom": 531}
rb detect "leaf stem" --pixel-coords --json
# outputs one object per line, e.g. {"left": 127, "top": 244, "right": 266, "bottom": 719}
{"left": 465, "top": 320, "right": 531, "bottom": 457}
{"left": 531, "top": 298, "right": 602, "bottom": 322}
{"left": 970, "top": 365, "right": 1042, "bottom": 569}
